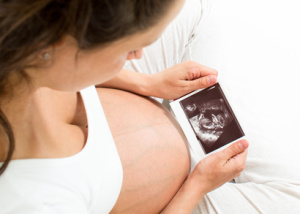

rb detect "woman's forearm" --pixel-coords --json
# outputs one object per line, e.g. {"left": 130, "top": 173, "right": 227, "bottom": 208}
{"left": 98, "top": 61, "right": 218, "bottom": 100}
{"left": 162, "top": 140, "right": 249, "bottom": 213}
{"left": 161, "top": 170, "right": 206, "bottom": 213}
{"left": 98, "top": 69, "right": 155, "bottom": 97}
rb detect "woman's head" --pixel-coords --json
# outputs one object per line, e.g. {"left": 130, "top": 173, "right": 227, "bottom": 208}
{"left": 0, "top": 0, "right": 184, "bottom": 174}
{"left": 0, "top": 0, "right": 184, "bottom": 92}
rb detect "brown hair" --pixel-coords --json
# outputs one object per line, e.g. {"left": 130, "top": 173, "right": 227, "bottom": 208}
{"left": 0, "top": 0, "right": 175, "bottom": 175}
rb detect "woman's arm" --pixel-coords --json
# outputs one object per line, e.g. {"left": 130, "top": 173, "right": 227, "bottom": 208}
{"left": 162, "top": 140, "right": 249, "bottom": 213}
{"left": 99, "top": 61, "right": 218, "bottom": 100}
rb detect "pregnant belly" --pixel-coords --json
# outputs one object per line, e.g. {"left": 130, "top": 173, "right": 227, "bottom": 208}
{"left": 98, "top": 88, "right": 190, "bottom": 214}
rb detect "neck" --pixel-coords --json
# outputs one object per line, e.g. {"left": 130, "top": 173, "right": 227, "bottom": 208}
{"left": 0, "top": 85, "right": 80, "bottom": 161}
{"left": 0, "top": 86, "right": 44, "bottom": 161}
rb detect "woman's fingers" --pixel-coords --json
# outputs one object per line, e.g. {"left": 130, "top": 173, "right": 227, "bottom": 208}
{"left": 151, "top": 61, "right": 218, "bottom": 100}
{"left": 181, "top": 61, "right": 218, "bottom": 93}
{"left": 221, "top": 139, "right": 249, "bottom": 176}
{"left": 183, "top": 61, "right": 218, "bottom": 79}
{"left": 188, "top": 75, "right": 217, "bottom": 92}
{"left": 221, "top": 139, "right": 249, "bottom": 161}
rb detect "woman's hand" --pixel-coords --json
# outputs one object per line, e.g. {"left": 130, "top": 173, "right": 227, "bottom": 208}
{"left": 193, "top": 139, "right": 249, "bottom": 193}
{"left": 162, "top": 139, "right": 249, "bottom": 213}
{"left": 98, "top": 61, "right": 218, "bottom": 100}
{"left": 99, "top": 61, "right": 217, "bottom": 100}
{"left": 149, "top": 61, "right": 218, "bottom": 100}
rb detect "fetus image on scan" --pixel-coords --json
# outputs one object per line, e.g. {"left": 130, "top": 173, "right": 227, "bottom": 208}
{"left": 189, "top": 99, "right": 233, "bottom": 148}
{"left": 180, "top": 83, "right": 244, "bottom": 154}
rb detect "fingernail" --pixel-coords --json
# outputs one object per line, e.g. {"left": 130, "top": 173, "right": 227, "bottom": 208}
{"left": 207, "top": 76, "right": 217, "bottom": 85}
{"left": 207, "top": 77, "right": 211, "bottom": 84}
{"left": 239, "top": 141, "right": 248, "bottom": 150}
{"left": 239, "top": 142, "right": 245, "bottom": 149}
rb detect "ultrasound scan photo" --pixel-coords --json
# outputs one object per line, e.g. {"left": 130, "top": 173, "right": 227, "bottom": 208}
{"left": 180, "top": 83, "right": 244, "bottom": 154}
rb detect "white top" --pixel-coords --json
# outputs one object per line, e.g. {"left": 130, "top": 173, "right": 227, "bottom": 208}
{"left": 0, "top": 86, "right": 123, "bottom": 214}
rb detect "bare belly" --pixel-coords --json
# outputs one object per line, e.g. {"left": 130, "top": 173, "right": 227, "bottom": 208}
{"left": 98, "top": 88, "right": 190, "bottom": 214}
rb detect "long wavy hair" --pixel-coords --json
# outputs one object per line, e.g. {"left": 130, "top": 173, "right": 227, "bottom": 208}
{"left": 0, "top": 0, "right": 175, "bottom": 175}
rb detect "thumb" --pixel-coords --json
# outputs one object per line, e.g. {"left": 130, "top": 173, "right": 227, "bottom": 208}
{"left": 188, "top": 75, "right": 217, "bottom": 92}
{"left": 222, "top": 139, "right": 249, "bottom": 161}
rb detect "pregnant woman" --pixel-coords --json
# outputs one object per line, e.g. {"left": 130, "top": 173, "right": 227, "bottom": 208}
{"left": 0, "top": 0, "right": 248, "bottom": 213}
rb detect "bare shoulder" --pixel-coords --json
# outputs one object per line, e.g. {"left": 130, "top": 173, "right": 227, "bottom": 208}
{"left": 1, "top": 88, "right": 88, "bottom": 161}
{"left": 96, "top": 88, "right": 190, "bottom": 213}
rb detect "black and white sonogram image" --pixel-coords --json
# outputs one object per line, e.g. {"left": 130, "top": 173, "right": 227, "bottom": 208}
{"left": 180, "top": 83, "right": 244, "bottom": 154}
